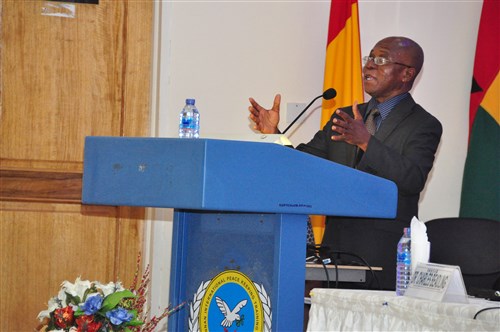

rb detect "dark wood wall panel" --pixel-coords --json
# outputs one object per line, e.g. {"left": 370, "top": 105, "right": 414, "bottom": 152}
{"left": 0, "top": 169, "right": 82, "bottom": 203}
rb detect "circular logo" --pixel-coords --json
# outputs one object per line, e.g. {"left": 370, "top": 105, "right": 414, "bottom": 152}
{"left": 198, "top": 270, "right": 264, "bottom": 331}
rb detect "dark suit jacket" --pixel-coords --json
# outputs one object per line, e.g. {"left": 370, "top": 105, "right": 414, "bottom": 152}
{"left": 297, "top": 95, "right": 442, "bottom": 289}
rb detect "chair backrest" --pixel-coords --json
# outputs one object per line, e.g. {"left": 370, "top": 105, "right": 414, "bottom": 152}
{"left": 425, "top": 217, "right": 500, "bottom": 291}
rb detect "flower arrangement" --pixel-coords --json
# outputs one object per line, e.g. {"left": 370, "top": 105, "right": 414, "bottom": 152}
{"left": 37, "top": 255, "right": 184, "bottom": 332}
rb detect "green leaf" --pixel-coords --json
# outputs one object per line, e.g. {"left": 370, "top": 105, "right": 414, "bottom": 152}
{"left": 74, "top": 308, "right": 85, "bottom": 317}
{"left": 127, "top": 318, "right": 144, "bottom": 326}
{"left": 82, "top": 287, "right": 93, "bottom": 302}
{"left": 128, "top": 309, "right": 138, "bottom": 318}
{"left": 65, "top": 292, "right": 81, "bottom": 306}
{"left": 101, "top": 290, "right": 136, "bottom": 312}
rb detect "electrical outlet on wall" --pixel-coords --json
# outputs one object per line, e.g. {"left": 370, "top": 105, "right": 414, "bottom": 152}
{"left": 286, "top": 103, "right": 306, "bottom": 124}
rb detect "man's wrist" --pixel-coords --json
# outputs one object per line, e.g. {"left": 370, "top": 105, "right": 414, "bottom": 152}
{"left": 358, "top": 135, "right": 372, "bottom": 151}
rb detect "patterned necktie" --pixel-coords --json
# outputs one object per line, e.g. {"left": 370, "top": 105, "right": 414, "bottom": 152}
{"left": 355, "top": 108, "right": 380, "bottom": 167}
{"left": 365, "top": 107, "right": 380, "bottom": 135}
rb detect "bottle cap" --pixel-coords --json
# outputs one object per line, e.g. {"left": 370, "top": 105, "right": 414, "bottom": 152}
{"left": 186, "top": 99, "right": 195, "bottom": 105}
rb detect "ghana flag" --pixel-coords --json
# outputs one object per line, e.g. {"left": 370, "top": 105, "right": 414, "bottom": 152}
{"left": 459, "top": 0, "right": 500, "bottom": 221}
{"left": 320, "top": 0, "right": 364, "bottom": 126}
{"left": 310, "top": 0, "right": 364, "bottom": 243}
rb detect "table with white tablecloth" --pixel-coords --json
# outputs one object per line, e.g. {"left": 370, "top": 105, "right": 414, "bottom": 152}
{"left": 307, "top": 288, "right": 499, "bottom": 331}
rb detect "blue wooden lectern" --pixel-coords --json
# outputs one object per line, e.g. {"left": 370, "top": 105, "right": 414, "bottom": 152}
{"left": 82, "top": 137, "right": 397, "bottom": 331}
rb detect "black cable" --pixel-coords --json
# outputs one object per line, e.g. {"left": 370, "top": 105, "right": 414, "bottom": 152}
{"left": 330, "top": 254, "right": 339, "bottom": 289}
{"left": 323, "top": 249, "right": 340, "bottom": 289}
{"left": 307, "top": 245, "right": 344, "bottom": 289}
{"left": 317, "top": 252, "right": 331, "bottom": 288}
{"left": 329, "top": 250, "right": 381, "bottom": 290}
{"left": 309, "top": 244, "right": 331, "bottom": 288}
{"left": 473, "top": 306, "right": 500, "bottom": 319}
{"left": 307, "top": 244, "right": 338, "bottom": 288}
{"left": 308, "top": 245, "right": 380, "bottom": 290}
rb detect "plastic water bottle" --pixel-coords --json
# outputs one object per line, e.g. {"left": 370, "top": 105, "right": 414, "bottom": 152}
{"left": 178, "top": 99, "right": 199, "bottom": 138}
{"left": 396, "top": 227, "right": 411, "bottom": 296}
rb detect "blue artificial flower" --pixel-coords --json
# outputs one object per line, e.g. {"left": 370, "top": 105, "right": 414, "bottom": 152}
{"left": 81, "top": 294, "right": 103, "bottom": 315}
{"left": 106, "top": 307, "right": 134, "bottom": 325}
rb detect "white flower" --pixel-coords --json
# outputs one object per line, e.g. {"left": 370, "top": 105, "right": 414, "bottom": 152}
{"left": 61, "top": 277, "right": 91, "bottom": 300}
{"left": 95, "top": 280, "right": 125, "bottom": 297}
{"left": 37, "top": 309, "right": 51, "bottom": 321}
{"left": 56, "top": 289, "right": 68, "bottom": 306}
{"left": 37, "top": 296, "right": 62, "bottom": 320}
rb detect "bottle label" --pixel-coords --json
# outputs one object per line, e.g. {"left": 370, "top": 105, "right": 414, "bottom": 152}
{"left": 397, "top": 251, "right": 411, "bottom": 264}
{"left": 181, "top": 117, "right": 193, "bottom": 127}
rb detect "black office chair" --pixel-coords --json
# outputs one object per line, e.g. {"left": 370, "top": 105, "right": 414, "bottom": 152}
{"left": 425, "top": 217, "right": 500, "bottom": 298}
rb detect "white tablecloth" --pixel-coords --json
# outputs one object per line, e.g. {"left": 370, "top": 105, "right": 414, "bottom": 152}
{"left": 307, "top": 288, "right": 500, "bottom": 331}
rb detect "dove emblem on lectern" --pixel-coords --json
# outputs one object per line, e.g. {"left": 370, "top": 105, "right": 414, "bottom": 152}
{"left": 215, "top": 296, "right": 248, "bottom": 327}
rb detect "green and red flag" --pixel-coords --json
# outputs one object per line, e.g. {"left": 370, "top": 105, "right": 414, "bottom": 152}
{"left": 311, "top": 0, "right": 364, "bottom": 243}
{"left": 459, "top": 0, "right": 499, "bottom": 221}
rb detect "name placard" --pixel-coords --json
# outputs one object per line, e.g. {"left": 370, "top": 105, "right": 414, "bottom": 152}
{"left": 405, "top": 262, "right": 468, "bottom": 303}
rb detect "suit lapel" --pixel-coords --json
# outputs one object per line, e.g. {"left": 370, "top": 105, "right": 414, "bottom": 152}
{"left": 350, "top": 103, "right": 369, "bottom": 167}
{"left": 375, "top": 95, "right": 416, "bottom": 141}
{"left": 359, "top": 102, "right": 369, "bottom": 119}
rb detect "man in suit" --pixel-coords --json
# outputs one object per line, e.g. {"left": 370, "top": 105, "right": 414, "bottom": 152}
{"left": 248, "top": 36, "right": 442, "bottom": 289}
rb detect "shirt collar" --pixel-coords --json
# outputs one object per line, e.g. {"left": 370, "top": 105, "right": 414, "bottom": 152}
{"left": 366, "top": 92, "right": 410, "bottom": 121}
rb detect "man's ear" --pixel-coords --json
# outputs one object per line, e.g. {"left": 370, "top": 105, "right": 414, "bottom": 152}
{"left": 402, "top": 67, "right": 416, "bottom": 82}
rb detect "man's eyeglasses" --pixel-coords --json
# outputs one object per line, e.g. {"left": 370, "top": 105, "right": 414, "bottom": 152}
{"left": 363, "top": 56, "right": 412, "bottom": 68}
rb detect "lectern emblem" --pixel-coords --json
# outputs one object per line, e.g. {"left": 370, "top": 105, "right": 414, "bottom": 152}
{"left": 189, "top": 270, "right": 272, "bottom": 331}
